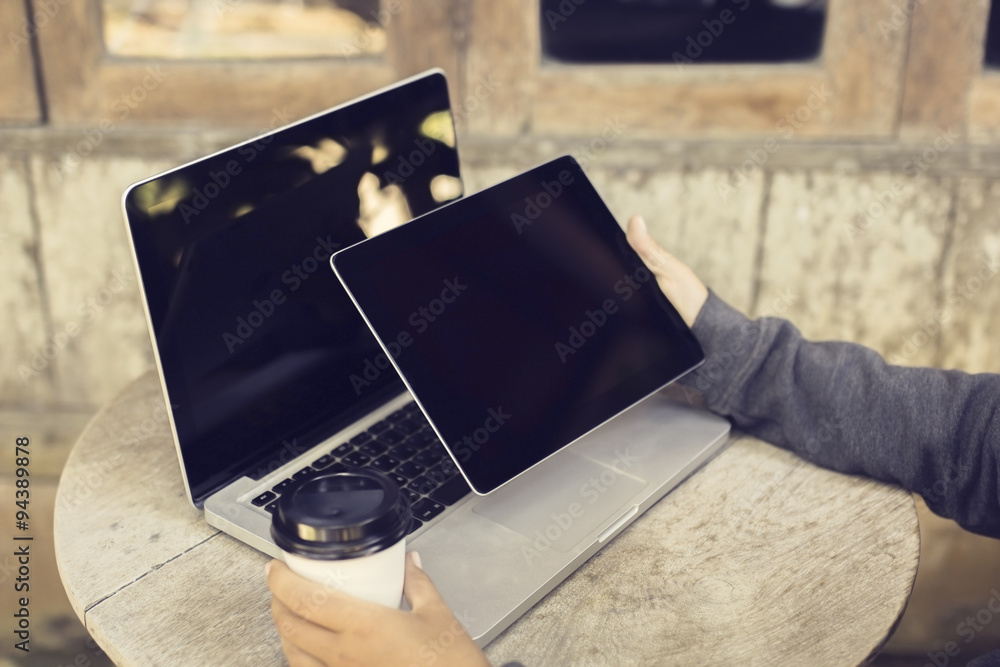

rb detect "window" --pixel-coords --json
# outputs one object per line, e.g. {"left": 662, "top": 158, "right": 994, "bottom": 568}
{"left": 463, "top": 0, "right": 906, "bottom": 139}
{"left": 34, "top": 0, "right": 461, "bottom": 126}
{"left": 541, "top": 0, "right": 827, "bottom": 64}
{"left": 101, "top": 0, "right": 386, "bottom": 59}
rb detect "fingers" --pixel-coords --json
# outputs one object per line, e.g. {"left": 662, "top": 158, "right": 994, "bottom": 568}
{"left": 402, "top": 551, "right": 446, "bottom": 613}
{"left": 280, "top": 636, "right": 326, "bottom": 667}
{"left": 269, "top": 554, "right": 489, "bottom": 667}
{"left": 267, "top": 559, "right": 378, "bottom": 632}
{"left": 625, "top": 215, "right": 653, "bottom": 256}
{"left": 272, "top": 594, "right": 339, "bottom": 666}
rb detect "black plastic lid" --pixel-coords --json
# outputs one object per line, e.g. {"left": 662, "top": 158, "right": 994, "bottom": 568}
{"left": 270, "top": 470, "right": 411, "bottom": 560}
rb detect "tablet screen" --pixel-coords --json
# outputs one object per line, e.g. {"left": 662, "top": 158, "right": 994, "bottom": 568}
{"left": 332, "top": 156, "right": 704, "bottom": 494}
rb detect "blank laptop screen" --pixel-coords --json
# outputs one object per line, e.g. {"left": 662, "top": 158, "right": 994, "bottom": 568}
{"left": 124, "top": 72, "right": 461, "bottom": 506}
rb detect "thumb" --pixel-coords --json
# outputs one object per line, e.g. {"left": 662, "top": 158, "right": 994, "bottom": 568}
{"left": 625, "top": 215, "right": 708, "bottom": 328}
{"left": 626, "top": 215, "right": 671, "bottom": 273}
{"left": 402, "top": 551, "right": 446, "bottom": 612}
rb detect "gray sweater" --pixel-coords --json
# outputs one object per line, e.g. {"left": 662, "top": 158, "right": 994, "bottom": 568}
{"left": 678, "top": 291, "right": 1000, "bottom": 540}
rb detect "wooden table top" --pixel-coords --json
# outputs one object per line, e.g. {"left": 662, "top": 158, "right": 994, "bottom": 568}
{"left": 55, "top": 371, "right": 919, "bottom": 666}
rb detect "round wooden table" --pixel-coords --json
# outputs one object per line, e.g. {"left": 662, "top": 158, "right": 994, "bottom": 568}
{"left": 55, "top": 371, "right": 919, "bottom": 666}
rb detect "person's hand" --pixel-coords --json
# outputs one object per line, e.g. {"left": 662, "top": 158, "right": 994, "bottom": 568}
{"left": 625, "top": 215, "right": 709, "bottom": 328}
{"left": 267, "top": 551, "right": 491, "bottom": 667}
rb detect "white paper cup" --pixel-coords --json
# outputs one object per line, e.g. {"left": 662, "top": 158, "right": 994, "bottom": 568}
{"left": 282, "top": 538, "right": 406, "bottom": 607}
{"left": 271, "top": 470, "right": 412, "bottom": 608}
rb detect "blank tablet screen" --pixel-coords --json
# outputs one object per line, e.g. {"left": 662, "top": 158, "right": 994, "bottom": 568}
{"left": 332, "top": 156, "right": 704, "bottom": 494}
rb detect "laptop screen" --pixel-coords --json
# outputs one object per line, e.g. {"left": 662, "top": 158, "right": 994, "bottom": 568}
{"left": 332, "top": 156, "right": 705, "bottom": 494}
{"left": 124, "top": 71, "right": 461, "bottom": 506}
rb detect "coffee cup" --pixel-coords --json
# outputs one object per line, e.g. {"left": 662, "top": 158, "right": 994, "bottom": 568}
{"left": 270, "top": 469, "right": 412, "bottom": 608}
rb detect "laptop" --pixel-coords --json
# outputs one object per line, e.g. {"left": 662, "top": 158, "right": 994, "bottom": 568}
{"left": 123, "top": 72, "right": 730, "bottom": 646}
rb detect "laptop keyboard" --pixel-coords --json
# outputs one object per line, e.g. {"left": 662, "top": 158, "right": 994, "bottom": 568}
{"left": 249, "top": 402, "right": 472, "bottom": 534}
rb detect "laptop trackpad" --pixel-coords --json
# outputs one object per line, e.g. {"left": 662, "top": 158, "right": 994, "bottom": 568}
{"left": 472, "top": 452, "right": 648, "bottom": 553}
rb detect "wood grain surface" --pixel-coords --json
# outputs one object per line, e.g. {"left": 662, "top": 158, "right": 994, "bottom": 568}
{"left": 55, "top": 372, "right": 919, "bottom": 666}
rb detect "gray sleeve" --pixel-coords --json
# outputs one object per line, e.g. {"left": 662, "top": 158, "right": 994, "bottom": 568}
{"left": 967, "top": 649, "right": 1000, "bottom": 666}
{"left": 679, "top": 291, "right": 1000, "bottom": 539}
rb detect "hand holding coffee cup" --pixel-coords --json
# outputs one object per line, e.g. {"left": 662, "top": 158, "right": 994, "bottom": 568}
{"left": 270, "top": 469, "right": 412, "bottom": 608}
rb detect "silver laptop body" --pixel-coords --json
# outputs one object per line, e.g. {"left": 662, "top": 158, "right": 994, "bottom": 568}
{"left": 207, "top": 390, "right": 728, "bottom": 644}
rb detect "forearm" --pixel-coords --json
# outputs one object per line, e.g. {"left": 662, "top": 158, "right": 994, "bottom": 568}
{"left": 680, "top": 291, "right": 1000, "bottom": 538}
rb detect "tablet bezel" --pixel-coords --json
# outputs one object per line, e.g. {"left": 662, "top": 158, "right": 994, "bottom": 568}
{"left": 332, "top": 155, "right": 705, "bottom": 495}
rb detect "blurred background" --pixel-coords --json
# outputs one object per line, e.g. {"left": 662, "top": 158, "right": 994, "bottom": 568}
{"left": 2, "top": 0, "right": 1000, "bottom": 664}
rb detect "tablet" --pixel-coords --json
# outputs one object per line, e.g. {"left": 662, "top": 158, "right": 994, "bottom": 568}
{"left": 331, "top": 155, "right": 704, "bottom": 494}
